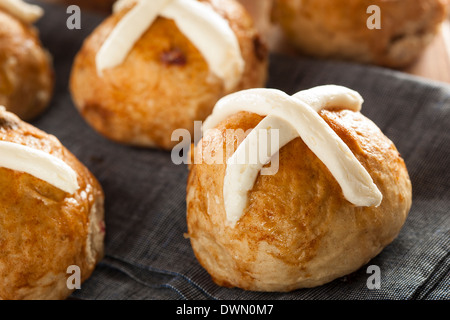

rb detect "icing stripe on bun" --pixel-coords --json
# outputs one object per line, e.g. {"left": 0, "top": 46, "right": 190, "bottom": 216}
{"left": 203, "top": 85, "right": 382, "bottom": 226}
{"left": 0, "top": 140, "right": 79, "bottom": 194}
{"left": 97, "top": 0, "right": 244, "bottom": 91}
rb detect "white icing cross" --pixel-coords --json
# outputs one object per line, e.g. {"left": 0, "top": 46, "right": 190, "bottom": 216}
{"left": 0, "top": 140, "right": 79, "bottom": 194}
{"left": 96, "top": 0, "right": 244, "bottom": 91}
{"left": 0, "top": 0, "right": 43, "bottom": 23}
{"left": 203, "top": 85, "right": 383, "bottom": 226}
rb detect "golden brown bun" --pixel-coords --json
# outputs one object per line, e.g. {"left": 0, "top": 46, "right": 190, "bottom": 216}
{"left": 272, "top": 0, "right": 448, "bottom": 68}
{"left": 0, "top": 109, "right": 105, "bottom": 300}
{"left": 187, "top": 109, "right": 412, "bottom": 291}
{"left": 0, "top": 10, "right": 54, "bottom": 121}
{"left": 70, "top": 0, "right": 268, "bottom": 150}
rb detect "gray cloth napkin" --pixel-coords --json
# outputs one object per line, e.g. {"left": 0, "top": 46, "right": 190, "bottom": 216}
{"left": 31, "top": 1, "right": 449, "bottom": 300}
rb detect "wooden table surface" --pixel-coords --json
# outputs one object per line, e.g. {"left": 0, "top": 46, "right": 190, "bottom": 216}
{"left": 238, "top": 0, "right": 450, "bottom": 84}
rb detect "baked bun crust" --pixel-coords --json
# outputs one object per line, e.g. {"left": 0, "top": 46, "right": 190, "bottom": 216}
{"left": 0, "top": 109, "right": 104, "bottom": 300}
{"left": 0, "top": 10, "right": 53, "bottom": 121}
{"left": 187, "top": 109, "right": 412, "bottom": 291}
{"left": 70, "top": 0, "right": 268, "bottom": 150}
{"left": 272, "top": 0, "right": 448, "bottom": 67}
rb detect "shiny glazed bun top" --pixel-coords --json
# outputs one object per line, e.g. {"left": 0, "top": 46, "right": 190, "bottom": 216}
{"left": 0, "top": 0, "right": 54, "bottom": 121}
{"left": 70, "top": 0, "right": 268, "bottom": 149}
{"left": 0, "top": 107, "right": 104, "bottom": 300}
